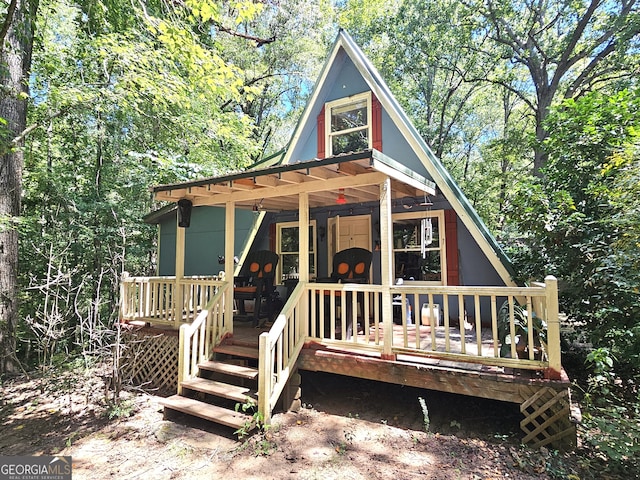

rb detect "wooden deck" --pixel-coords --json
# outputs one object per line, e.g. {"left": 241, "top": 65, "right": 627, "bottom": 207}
{"left": 120, "top": 276, "right": 577, "bottom": 450}
{"left": 233, "top": 323, "right": 562, "bottom": 388}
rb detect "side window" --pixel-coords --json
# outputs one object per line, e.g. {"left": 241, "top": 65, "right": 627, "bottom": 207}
{"left": 392, "top": 211, "right": 446, "bottom": 284}
{"left": 325, "top": 92, "right": 372, "bottom": 156}
{"left": 276, "top": 221, "right": 317, "bottom": 283}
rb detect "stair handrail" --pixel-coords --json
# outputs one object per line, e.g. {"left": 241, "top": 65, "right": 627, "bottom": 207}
{"left": 178, "top": 281, "right": 230, "bottom": 394}
{"left": 258, "top": 281, "right": 307, "bottom": 423}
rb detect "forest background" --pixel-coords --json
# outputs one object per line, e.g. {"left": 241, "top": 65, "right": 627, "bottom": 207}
{"left": 0, "top": 0, "right": 639, "bottom": 474}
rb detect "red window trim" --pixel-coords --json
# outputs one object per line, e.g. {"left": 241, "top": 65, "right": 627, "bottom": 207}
{"left": 445, "top": 209, "right": 459, "bottom": 285}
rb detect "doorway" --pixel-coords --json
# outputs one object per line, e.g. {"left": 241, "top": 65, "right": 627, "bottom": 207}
{"left": 327, "top": 214, "right": 371, "bottom": 276}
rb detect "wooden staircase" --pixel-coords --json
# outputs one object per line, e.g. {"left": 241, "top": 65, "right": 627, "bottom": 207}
{"left": 161, "top": 342, "right": 260, "bottom": 432}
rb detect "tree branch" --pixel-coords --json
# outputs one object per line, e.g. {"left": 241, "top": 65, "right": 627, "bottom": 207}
{"left": 0, "top": 0, "right": 18, "bottom": 52}
{"left": 9, "top": 106, "right": 74, "bottom": 150}
{"left": 214, "top": 22, "right": 275, "bottom": 46}
{"left": 564, "top": 41, "right": 618, "bottom": 99}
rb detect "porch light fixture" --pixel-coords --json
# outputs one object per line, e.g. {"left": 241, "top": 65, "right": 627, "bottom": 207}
{"left": 336, "top": 188, "right": 347, "bottom": 204}
{"left": 177, "top": 198, "right": 193, "bottom": 228}
{"left": 252, "top": 199, "right": 264, "bottom": 212}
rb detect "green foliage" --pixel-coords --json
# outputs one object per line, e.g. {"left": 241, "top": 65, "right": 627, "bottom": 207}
{"left": 496, "top": 301, "right": 546, "bottom": 359}
{"left": 579, "top": 349, "right": 640, "bottom": 475}
{"left": 234, "top": 398, "right": 277, "bottom": 455}
{"left": 506, "top": 87, "right": 640, "bottom": 372}
{"left": 234, "top": 397, "right": 261, "bottom": 439}
{"left": 16, "top": 0, "right": 330, "bottom": 367}
{"left": 104, "top": 398, "right": 135, "bottom": 419}
{"left": 506, "top": 86, "right": 640, "bottom": 473}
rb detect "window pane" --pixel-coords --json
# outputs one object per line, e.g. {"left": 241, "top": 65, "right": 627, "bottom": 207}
{"left": 332, "top": 130, "right": 369, "bottom": 155}
{"left": 428, "top": 217, "right": 440, "bottom": 248}
{"left": 422, "top": 251, "right": 442, "bottom": 281}
{"left": 282, "top": 254, "right": 298, "bottom": 275}
{"left": 393, "top": 219, "right": 420, "bottom": 249}
{"left": 281, "top": 227, "right": 298, "bottom": 252}
{"left": 393, "top": 217, "right": 440, "bottom": 249}
{"left": 394, "top": 251, "right": 441, "bottom": 281}
{"left": 331, "top": 103, "right": 367, "bottom": 132}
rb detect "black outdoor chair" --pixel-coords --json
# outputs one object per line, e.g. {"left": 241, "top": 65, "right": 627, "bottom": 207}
{"left": 234, "top": 250, "right": 279, "bottom": 327}
{"left": 317, "top": 247, "right": 372, "bottom": 338}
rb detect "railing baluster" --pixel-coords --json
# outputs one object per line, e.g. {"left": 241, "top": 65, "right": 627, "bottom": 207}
{"left": 443, "top": 293, "right": 450, "bottom": 352}
{"left": 414, "top": 293, "right": 420, "bottom": 351}
{"left": 508, "top": 296, "right": 517, "bottom": 359}
{"left": 362, "top": 291, "right": 368, "bottom": 341}
{"left": 309, "top": 289, "right": 316, "bottom": 338}
{"left": 474, "top": 294, "right": 482, "bottom": 356}
{"left": 352, "top": 291, "right": 358, "bottom": 343}
{"left": 491, "top": 295, "right": 499, "bottom": 358}
{"left": 458, "top": 294, "right": 466, "bottom": 355}
{"left": 374, "top": 292, "right": 380, "bottom": 345}
{"left": 333, "top": 287, "right": 337, "bottom": 339}
{"left": 526, "top": 296, "right": 534, "bottom": 360}
{"left": 427, "top": 293, "right": 435, "bottom": 350}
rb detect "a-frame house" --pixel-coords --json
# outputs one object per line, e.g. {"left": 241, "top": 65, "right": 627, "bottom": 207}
{"left": 120, "top": 31, "right": 576, "bottom": 450}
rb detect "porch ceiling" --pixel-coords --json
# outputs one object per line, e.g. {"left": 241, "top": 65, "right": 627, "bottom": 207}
{"left": 152, "top": 149, "right": 436, "bottom": 211}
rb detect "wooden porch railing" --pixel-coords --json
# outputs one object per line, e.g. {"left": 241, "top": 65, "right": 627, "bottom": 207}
{"left": 258, "top": 282, "right": 308, "bottom": 423}
{"left": 120, "top": 274, "right": 562, "bottom": 422}
{"left": 119, "top": 275, "right": 223, "bottom": 327}
{"left": 177, "top": 282, "right": 231, "bottom": 394}
{"left": 305, "top": 276, "right": 561, "bottom": 379}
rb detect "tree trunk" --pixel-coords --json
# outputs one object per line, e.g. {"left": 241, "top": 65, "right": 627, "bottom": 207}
{"left": 533, "top": 108, "right": 549, "bottom": 176}
{"left": 532, "top": 87, "right": 554, "bottom": 176}
{"left": 0, "top": 0, "right": 39, "bottom": 375}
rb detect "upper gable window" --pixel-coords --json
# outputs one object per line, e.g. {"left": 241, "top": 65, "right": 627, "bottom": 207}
{"left": 325, "top": 92, "right": 372, "bottom": 156}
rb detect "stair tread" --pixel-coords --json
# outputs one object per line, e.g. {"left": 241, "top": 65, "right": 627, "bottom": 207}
{"left": 161, "top": 395, "right": 252, "bottom": 430}
{"left": 198, "top": 360, "right": 259, "bottom": 380}
{"left": 181, "top": 377, "right": 257, "bottom": 402}
{"left": 213, "top": 344, "right": 259, "bottom": 359}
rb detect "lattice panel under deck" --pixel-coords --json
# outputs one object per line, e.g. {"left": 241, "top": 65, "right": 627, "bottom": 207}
{"left": 120, "top": 332, "right": 179, "bottom": 392}
{"left": 520, "top": 386, "right": 576, "bottom": 451}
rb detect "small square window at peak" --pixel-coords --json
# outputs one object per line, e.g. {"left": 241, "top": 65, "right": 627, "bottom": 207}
{"left": 331, "top": 101, "right": 367, "bottom": 132}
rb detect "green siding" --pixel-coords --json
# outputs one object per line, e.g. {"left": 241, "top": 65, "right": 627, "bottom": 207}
{"left": 158, "top": 207, "right": 256, "bottom": 276}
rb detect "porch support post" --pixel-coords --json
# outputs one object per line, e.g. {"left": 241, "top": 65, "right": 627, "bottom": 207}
{"left": 545, "top": 275, "right": 561, "bottom": 379}
{"left": 225, "top": 200, "right": 235, "bottom": 334}
{"left": 298, "top": 192, "right": 309, "bottom": 337}
{"left": 174, "top": 219, "right": 186, "bottom": 328}
{"left": 379, "top": 177, "right": 395, "bottom": 359}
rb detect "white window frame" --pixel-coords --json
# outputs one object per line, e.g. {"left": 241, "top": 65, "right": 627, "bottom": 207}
{"left": 325, "top": 91, "right": 372, "bottom": 156}
{"left": 275, "top": 220, "right": 317, "bottom": 283}
{"left": 391, "top": 210, "right": 447, "bottom": 285}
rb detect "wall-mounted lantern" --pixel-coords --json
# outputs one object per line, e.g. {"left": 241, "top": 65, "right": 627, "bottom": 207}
{"left": 177, "top": 198, "right": 193, "bottom": 228}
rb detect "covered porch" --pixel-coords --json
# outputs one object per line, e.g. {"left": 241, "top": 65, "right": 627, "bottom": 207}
{"left": 119, "top": 149, "right": 574, "bottom": 449}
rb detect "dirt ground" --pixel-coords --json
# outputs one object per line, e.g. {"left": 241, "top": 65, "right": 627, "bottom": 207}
{"left": 0, "top": 366, "right": 605, "bottom": 480}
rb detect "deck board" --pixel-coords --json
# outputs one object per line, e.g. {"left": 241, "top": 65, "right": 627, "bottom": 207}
{"left": 161, "top": 395, "right": 252, "bottom": 429}
{"left": 297, "top": 345, "right": 569, "bottom": 404}
{"left": 181, "top": 377, "right": 257, "bottom": 402}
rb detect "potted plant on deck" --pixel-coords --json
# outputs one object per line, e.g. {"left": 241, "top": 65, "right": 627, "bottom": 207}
{"left": 497, "top": 301, "right": 547, "bottom": 360}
